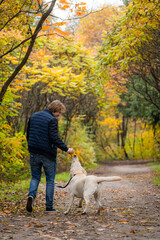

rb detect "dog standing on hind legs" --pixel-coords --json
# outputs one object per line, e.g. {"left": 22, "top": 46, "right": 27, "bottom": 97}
{"left": 64, "top": 155, "right": 122, "bottom": 215}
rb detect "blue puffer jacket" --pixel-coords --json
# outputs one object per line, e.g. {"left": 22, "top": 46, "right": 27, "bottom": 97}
{"left": 27, "top": 109, "right": 68, "bottom": 160}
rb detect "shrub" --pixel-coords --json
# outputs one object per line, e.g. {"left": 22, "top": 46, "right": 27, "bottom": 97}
{"left": 57, "top": 116, "right": 97, "bottom": 172}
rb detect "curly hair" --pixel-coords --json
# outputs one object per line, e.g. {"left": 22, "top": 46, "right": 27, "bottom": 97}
{"left": 48, "top": 100, "right": 66, "bottom": 113}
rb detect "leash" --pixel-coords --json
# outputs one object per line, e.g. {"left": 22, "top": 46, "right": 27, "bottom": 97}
{"left": 56, "top": 174, "right": 76, "bottom": 189}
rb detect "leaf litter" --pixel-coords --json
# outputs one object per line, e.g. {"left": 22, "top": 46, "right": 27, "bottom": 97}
{"left": 0, "top": 162, "right": 160, "bottom": 240}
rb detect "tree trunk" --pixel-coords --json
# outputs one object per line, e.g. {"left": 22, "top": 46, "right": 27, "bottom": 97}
{"left": 133, "top": 120, "right": 136, "bottom": 157}
{"left": 0, "top": 0, "right": 57, "bottom": 104}
{"left": 121, "top": 115, "right": 129, "bottom": 159}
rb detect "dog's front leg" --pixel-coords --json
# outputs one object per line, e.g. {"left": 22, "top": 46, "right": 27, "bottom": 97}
{"left": 64, "top": 194, "right": 74, "bottom": 215}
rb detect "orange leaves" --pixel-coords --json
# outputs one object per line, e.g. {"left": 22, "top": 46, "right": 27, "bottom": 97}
{"left": 57, "top": 0, "right": 87, "bottom": 16}
{"left": 32, "top": 0, "right": 43, "bottom": 6}
{"left": 42, "top": 17, "right": 69, "bottom": 37}
{"left": 53, "top": 21, "right": 67, "bottom": 27}
{"left": 42, "top": 23, "right": 69, "bottom": 37}
{"left": 54, "top": 27, "right": 69, "bottom": 36}
{"left": 75, "top": 2, "right": 87, "bottom": 16}
{"left": 75, "top": 11, "right": 83, "bottom": 16}
{"left": 75, "top": 5, "right": 117, "bottom": 49}
{"left": 45, "top": 19, "right": 50, "bottom": 24}
{"left": 42, "top": 25, "right": 50, "bottom": 31}
{"left": 40, "top": 1, "right": 88, "bottom": 37}
{"left": 57, "top": 0, "right": 71, "bottom": 10}
{"left": 119, "top": 220, "right": 128, "bottom": 224}
{"left": 59, "top": 0, "right": 69, "bottom": 3}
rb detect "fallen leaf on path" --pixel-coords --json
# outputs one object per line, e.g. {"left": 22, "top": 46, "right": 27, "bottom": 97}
{"left": 97, "top": 228, "right": 105, "bottom": 231}
{"left": 34, "top": 223, "right": 45, "bottom": 228}
{"left": 51, "top": 221, "right": 58, "bottom": 225}
{"left": 40, "top": 235, "right": 61, "bottom": 239}
{"left": 65, "top": 221, "right": 74, "bottom": 226}
{"left": 24, "top": 223, "right": 32, "bottom": 227}
{"left": 119, "top": 220, "right": 128, "bottom": 224}
{"left": 2, "top": 222, "right": 9, "bottom": 225}
{"left": 101, "top": 207, "right": 105, "bottom": 210}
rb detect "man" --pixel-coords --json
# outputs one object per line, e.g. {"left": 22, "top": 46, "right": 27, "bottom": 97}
{"left": 26, "top": 100, "right": 74, "bottom": 213}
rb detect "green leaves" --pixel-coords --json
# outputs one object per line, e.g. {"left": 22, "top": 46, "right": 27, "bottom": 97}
{"left": 99, "top": 0, "right": 160, "bottom": 70}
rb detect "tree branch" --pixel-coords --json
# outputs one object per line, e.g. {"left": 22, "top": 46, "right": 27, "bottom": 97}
{"left": 0, "top": 0, "right": 57, "bottom": 104}
{"left": 0, "top": 0, "right": 28, "bottom": 31}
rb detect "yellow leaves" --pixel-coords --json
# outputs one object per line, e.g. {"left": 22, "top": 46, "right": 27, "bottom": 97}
{"left": 101, "top": 117, "right": 122, "bottom": 130}
{"left": 0, "top": 125, "right": 27, "bottom": 166}
{"left": 100, "top": 0, "right": 160, "bottom": 71}
{"left": 22, "top": 37, "right": 92, "bottom": 97}
{"left": 39, "top": 65, "right": 85, "bottom": 96}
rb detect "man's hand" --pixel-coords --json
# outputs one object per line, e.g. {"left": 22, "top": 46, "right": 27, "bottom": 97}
{"left": 67, "top": 148, "right": 74, "bottom": 155}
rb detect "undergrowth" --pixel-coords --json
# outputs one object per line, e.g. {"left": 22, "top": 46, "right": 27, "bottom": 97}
{"left": 149, "top": 162, "right": 160, "bottom": 186}
{"left": 0, "top": 172, "right": 70, "bottom": 202}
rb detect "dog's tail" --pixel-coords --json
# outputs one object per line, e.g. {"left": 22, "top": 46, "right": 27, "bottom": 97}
{"left": 97, "top": 176, "right": 122, "bottom": 183}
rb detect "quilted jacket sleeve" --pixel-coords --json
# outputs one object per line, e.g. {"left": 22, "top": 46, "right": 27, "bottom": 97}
{"left": 26, "top": 118, "right": 30, "bottom": 142}
{"left": 48, "top": 117, "right": 68, "bottom": 152}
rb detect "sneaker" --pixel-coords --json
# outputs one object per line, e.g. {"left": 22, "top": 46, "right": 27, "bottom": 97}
{"left": 26, "top": 196, "right": 34, "bottom": 212}
{"left": 46, "top": 207, "right": 57, "bottom": 213}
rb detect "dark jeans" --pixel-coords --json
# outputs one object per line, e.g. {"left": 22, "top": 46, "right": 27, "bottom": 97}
{"left": 28, "top": 153, "right": 57, "bottom": 208}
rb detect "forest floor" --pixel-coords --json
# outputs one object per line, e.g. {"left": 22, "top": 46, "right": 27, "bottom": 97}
{"left": 0, "top": 161, "right": 160, "bottom": 240}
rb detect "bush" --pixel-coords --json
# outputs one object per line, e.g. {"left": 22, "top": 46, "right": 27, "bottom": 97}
{"left": 0, "top": 127, "right": 29, "bottom": 182}
{"left": 57, "top": 116, "right": 97, "bottom": 172}
{"left": 95, "top": 121, "right": 160, "bottom": 162}
{"left": 0, "top": 93, "right": 30, "bottom": 182}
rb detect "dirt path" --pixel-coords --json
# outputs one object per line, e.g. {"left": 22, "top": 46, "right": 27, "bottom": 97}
{"left": 0, "top": 162, "right": 160, "bottom": 240}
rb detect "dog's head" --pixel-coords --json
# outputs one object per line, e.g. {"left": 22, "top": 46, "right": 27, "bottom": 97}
{"left": 70, "top": 155, "right": 87, "bottom": 177}
{"left": 71, "top": 155, "right": 79, "bottom": 162}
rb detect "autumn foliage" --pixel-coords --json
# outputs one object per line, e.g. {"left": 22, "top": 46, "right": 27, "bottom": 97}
{"left": 0, "top": 0, "right": 160, "bottom": 182}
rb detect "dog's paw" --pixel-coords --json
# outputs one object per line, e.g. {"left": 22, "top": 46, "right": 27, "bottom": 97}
{"left": 82, "top": 211, "right": 87, "bottom": 215}
{"left": 97, "top": 209, "right": 100, "bottom": 215}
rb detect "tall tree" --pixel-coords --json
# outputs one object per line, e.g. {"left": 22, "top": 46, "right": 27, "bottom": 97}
{"left": 14, "top": 36, "right": 100, "bottom": 134}
{"left": 98, "top": 0, "right": 160, "bottom": 109}
{"left": 0, "top": 0, "right": 88, "bottom": 103}
{"left": 74, "top": 5, "right": 119, "bottom": 49}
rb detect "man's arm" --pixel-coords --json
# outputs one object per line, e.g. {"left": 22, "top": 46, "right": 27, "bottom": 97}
{"left": 48, "top": 118, "right": 68, "bottom": 152}
{"left": 26, "top": 119, "right": 30, "bottom": 142}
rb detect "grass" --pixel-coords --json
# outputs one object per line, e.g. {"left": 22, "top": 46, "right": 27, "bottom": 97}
{"left": 55, "top": 172, "right": 70, "bottom": 181}
{"left": 0, "top": 179, "right": 30, "bottom": 201}
{"left": 0, "top": 166, "right": 99, "bottom": 203}
{"left": 0, "top": 172, "right": 70, "bottom": 202}
{"left": 148, "top": 162, "right": 160, "bottom": 186}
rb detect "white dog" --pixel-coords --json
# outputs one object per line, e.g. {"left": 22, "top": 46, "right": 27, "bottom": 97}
{"left": 64, "top": 155, "right": 122, "bottom": 215}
